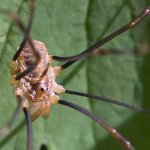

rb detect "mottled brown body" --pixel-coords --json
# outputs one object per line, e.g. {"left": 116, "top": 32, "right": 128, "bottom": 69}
{"left": 10, "top": 40, "right": 65, "bottom": 120}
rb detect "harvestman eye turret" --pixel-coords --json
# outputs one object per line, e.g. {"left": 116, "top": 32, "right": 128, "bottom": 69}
{"left": 0, "top": 1, "right": 150, "bottom": 150}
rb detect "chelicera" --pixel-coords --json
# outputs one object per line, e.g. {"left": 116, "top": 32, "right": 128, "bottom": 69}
{"left": 0, "top": 1, "right": 150, "bottom": 150}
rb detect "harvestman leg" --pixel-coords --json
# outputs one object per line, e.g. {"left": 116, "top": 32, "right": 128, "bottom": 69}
{"left": 0, "top": 3, "right": 149, "bottom": 150}
{"left": 23, "top": 108, "right": 32, "bottom": 150}
{"left": 0, "top": 99, "right": 21, "bottom": 139}
{"left": 51, "top": 6, "right": 150, "bottom": 69}
{"left": 0, "top": 0, "right": 40, "bottom": 80}
{"left": 22, "top": 101, "right": 33, "bottom": 150}
{"left": 88, "top": 44, "right": 150, "bottom": 57}
{"left": 21, "top": 5, "right": 149, "bottom": 150}
{"left": 52, "top": 7, "right": 150, "bottom": 150}
{"left": 0, "top": 0, "right": 37, "bottom": 150}
{"left": 11, "top": 0, "right": 40, "bottom": 80}
{"left": 64, "top": 89, "right": 150, "bottom": 113}
{"left": 58, "top": 100, "right": 134, "bottom": 150}
{"left": 61, "top": 84, "right": 150, "bottom": 150}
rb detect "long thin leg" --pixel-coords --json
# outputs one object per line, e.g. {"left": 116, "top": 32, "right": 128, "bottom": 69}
{"left": 88, "top": 44, "right": 150, "bottom": 57}
{"left": 0, "top": 99, "right": 21, "bottom": 139}
{"left": 13, "top": 0, "right": 40, "bottom": 80}
{"left": 0, "top": 95, "right": 33, "bottom": 149}
{"left": 58, "top": 100, "right": 134, "bottom": 150}
{"left": 0, "top": 0, "right": 40, "bottom": 80}
{"left": 65, "top": 89, "right": 150, "bottom": 113}
{"left": 0, "top": 0, "right": 35, "bottom": 61}
{"left": 17, "top": 95, "right": 33, "bottom": 150}
{"left": 13, "top": 0, "right": 35, "bottom": 61}
{"left": 52, "top": 7, "right": 150, "bottom": 69}
{"left": 23, "top": 108, "right": 33, "bottom": 150}
{"left": 4, "top": 100, "right": 21, "bottom": 129}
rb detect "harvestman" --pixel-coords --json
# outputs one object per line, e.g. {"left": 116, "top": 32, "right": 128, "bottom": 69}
{"left": 0, "top": 1, "right": 150, "bottom": 150}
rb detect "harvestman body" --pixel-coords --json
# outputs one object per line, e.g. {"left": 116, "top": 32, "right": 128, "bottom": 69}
{"left": 0, "top": 1, "right": 150, "bottom": 150}
{"left": 10, "top": 40, "right": 65, "bottom": 120}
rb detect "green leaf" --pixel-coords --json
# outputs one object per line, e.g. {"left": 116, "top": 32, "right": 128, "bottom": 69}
{"left": 0, "top": 0, "right": 150, "bottom": 150}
